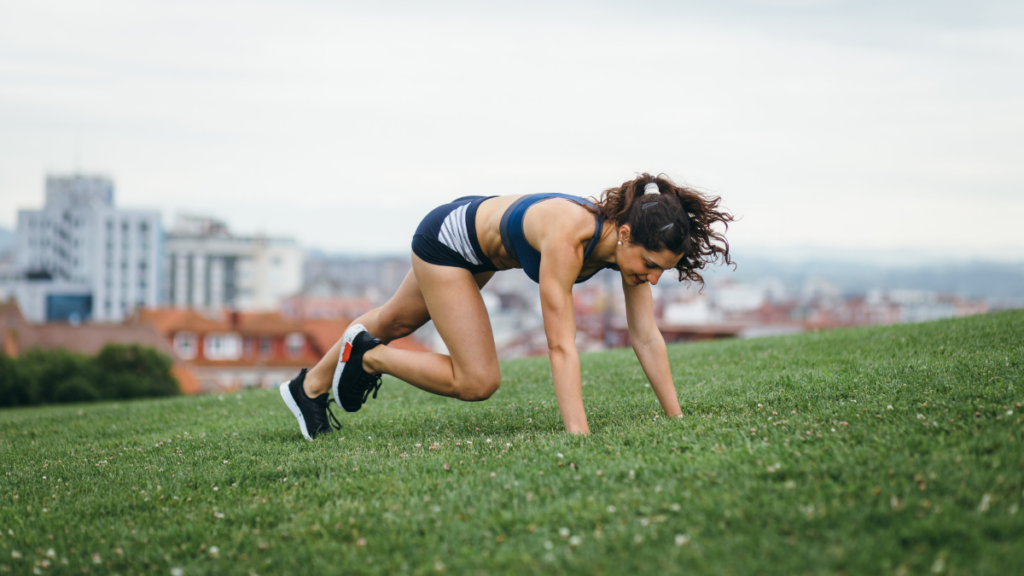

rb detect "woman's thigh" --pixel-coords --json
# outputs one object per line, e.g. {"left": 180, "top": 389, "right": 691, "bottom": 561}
{"left": 411, "top": 254, "right": 499, "bottom": 383}
{"left": 376, "top": 265, "right": 493, "bottom": 339}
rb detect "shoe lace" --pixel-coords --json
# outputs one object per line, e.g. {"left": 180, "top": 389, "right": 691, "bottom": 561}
{"left": 360, "top": 373, "right": 383, "bottom": 404}
{"left": 325, "top": 402, "right": 342, "bottom": 431}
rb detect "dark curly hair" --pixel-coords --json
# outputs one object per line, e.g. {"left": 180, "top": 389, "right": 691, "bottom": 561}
{"left": 591, "top": 173, "right": 734, "bottom": 286}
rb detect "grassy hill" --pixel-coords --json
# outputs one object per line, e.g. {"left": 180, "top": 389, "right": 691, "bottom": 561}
{"left": 1, "top": 311, "right": 1022, "bottom": 575}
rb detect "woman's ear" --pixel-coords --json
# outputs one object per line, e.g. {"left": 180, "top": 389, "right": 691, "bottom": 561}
{"left": 618, "top": 224, "right": 631, "bottom": 244}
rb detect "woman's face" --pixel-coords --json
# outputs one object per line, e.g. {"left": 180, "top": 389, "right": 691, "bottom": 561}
{"left": 616, "top": 226, "right": 682, "bottom": 286}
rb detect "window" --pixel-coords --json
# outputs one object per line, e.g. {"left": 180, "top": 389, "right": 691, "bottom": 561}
{"left": 174, "top": 332, "right": 197, "bottom": 360}
{"left": 204, "top": 333, "right": 242, "bottom": 361}
{"left": 259, "top": 338, "right": 273, "bottom": 357}
{"left": 285, "top": 333, "right": 305, "bottom": 358}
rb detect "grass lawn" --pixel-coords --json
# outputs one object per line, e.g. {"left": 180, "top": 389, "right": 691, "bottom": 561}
{"left": 1, "top": 311, "right": 1022, "bottom": 575}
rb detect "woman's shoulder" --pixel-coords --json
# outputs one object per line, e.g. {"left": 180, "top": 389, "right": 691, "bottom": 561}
{"left": 526, "top": 196, "right": 597, "bottom": 243}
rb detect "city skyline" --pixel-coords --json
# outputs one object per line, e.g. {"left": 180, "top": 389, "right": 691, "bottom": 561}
{"left": 1, "top": 1, "right": 1022, "bottom": 259}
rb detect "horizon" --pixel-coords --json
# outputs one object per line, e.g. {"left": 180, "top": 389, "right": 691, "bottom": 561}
{"left": 3, "top": 217, "right": 1024, "bottom": 268}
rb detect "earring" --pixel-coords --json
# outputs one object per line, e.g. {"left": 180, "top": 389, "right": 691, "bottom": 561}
{"left": 617, "top": 241, "right": 622, "bottom": 245}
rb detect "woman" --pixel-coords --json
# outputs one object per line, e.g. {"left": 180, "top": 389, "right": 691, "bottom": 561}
{"left": 280, "top": 173, "right": 733, "bottom": 439}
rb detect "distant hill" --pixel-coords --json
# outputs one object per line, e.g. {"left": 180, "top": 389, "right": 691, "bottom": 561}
{"left": 710, "top": 255, "right": 1024, "bottom": 300}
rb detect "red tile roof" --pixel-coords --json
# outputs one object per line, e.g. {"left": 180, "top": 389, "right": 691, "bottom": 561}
{"left": 134, "top": 308, "right": 229, "bottom": 335}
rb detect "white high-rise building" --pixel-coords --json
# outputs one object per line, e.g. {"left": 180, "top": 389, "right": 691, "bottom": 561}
{"left": 162, "top": 215, "right": 302, "bottom": 313}
{"left": 10, "top": 175, "right": 162, "bottom": 323}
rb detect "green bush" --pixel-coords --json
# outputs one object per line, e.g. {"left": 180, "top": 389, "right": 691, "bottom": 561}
{"left": 53, "top": 375, "right": 101, "bottom": 403}
{"left": 16, "top": 348, "right": 95, "bottom": 405}
{"left": 93, "top": 344, "right": 178, "bottom": 399}
{"left": 0, "top": 353, "right": 25, "bottom": 406}
{"left": 0, "top": 344, "right": 179, "bottom": 407}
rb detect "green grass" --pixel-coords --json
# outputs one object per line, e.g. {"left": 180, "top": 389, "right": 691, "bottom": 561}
{"left": 2, "top": 311, "right": 1023, "bottom": 575}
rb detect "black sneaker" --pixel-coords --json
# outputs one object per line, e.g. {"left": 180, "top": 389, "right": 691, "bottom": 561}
{"left": 332, "top": 324, "right": 383, "bottom": 413}
{"left": 279, "top": 368, "right": 340, "bottom": 441}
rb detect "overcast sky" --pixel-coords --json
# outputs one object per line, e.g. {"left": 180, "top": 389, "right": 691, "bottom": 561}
{"left": 1, "top": 0, "right": 1022, "bottom": 261}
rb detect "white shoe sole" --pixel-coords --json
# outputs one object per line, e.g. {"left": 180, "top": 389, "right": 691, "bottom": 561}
{"left": 332, "top": 323, "right": 367, "bottom": 411}
{"left": 279, "top": 381, "right": 313, "bottom": 441}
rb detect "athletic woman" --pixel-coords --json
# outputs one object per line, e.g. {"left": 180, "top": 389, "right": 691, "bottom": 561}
{"left": 280, "top": 174, "right": 733, "bottom": 439}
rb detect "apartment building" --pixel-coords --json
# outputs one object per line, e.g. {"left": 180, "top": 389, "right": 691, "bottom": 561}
{"left": 8, "top": 174, "right": 161, "bottom": 322}
{"left": 162, "top": 215, "right": 302, "bottom": 313}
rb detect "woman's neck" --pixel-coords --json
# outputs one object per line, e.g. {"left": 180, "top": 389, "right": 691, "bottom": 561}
{"left": 590, "top": 220, "right": 620, "bottom": 267}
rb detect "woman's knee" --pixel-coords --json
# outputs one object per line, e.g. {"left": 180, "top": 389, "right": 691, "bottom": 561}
{"left": 454, "top": 368, "right": 501, "bottom": 402}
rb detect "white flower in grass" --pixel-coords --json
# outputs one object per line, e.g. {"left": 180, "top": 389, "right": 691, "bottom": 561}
{"left": 606, "top": 505, "right": 616, "bottom": 513}
{"left": 171, "top": 568, "right": 185, "bottom": 576}
{"left": 633, "top": 534, "right": 643, "bottom": 543}
{"left": 558, "top": 527, "right": 570, "bottom": 539}
{"left": 208, "top": 546, "right": 219, "bottom": 558}
{"left": 675, "top": 534, "right": 691, "bottom": 546}
{"left": 92, "top": 553, "right": 102, "bottom": 564}
{"left": 568, "top": 535, "right": 582, "bottom": 546}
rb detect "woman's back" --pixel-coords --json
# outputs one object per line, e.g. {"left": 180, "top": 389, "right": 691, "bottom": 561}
{"left": 475, "top": 194, "right": 605, "bottom": 279}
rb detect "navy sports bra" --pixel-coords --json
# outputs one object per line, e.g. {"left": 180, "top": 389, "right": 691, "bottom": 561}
{"left": 498, "top": 193, "right": 607, "bottom": 284}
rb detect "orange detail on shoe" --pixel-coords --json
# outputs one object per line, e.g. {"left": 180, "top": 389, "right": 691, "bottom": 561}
{"left": 342, "top": 342, "right": 352, "bottom": 362}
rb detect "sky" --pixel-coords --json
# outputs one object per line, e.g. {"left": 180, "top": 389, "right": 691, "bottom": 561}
{"left": 1, "top": 0, "right": 1022, "bottom": 262}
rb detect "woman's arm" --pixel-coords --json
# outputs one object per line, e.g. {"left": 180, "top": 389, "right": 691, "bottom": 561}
{"left": 538, "top": 245, "right": 589, "bottom": 434}
{"left": 533, "top": 205, "right": 595, "bottom": 434}
{"left": 622, "top": 279, "right": 682, "bottom": 417}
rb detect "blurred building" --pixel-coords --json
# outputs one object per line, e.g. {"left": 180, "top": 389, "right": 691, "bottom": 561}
{"left": 5, "top": 174, "right": 162, "bottom": 323}
{"left": 280, "top": 277, "right": 373, "bottom": 321}
{"left": 303, "top": 253, "right": 411, "bottom": 305}
{"left": 134, "top": 307, "right": 317, "bottom": 390}
{"left": 162, "top": 215, "right": 302, "bottom": 313}
{"left": 132, "top": 307, "right": 430, "bottom": 392}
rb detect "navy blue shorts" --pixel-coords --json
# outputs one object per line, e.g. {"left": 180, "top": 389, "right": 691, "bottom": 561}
{"left": 412, "top": 196, "right": 499, "bottom": 275}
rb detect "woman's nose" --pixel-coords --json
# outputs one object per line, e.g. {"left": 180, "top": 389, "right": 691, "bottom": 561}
{"left": 648, "top": 269, "right": 664, "bottom": 285}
